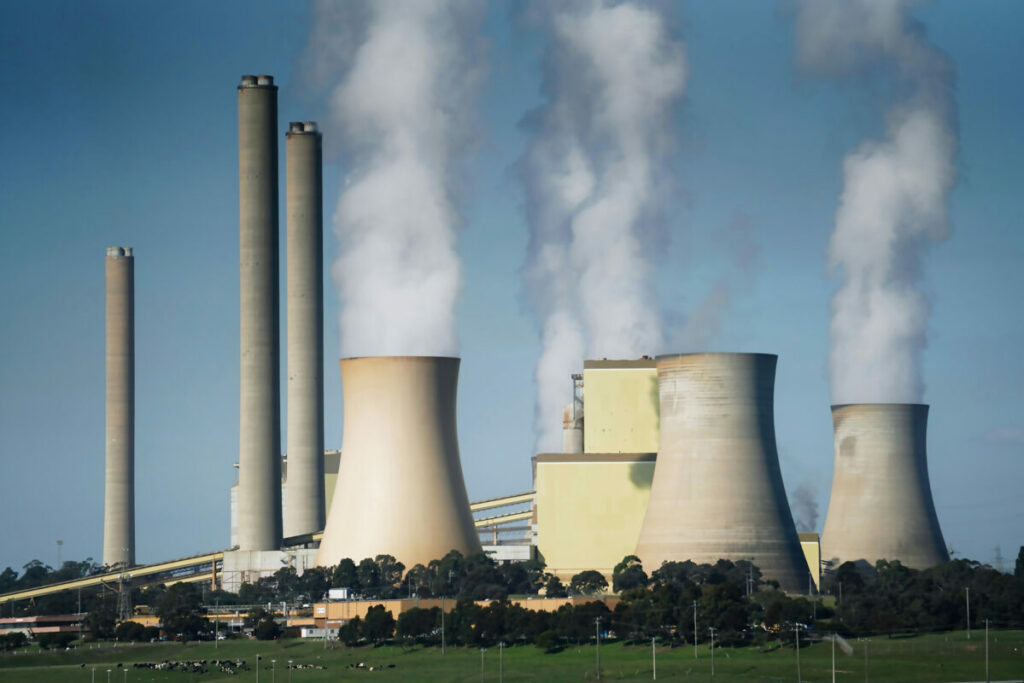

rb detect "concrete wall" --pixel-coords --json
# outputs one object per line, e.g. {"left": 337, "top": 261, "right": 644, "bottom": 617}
{"left": 821, "top": 404, "right": 948, "bottom": 570}
{"left": 582, "top": 360, "right": 659, "bottom": 454}
{"left": 316, "top": 357, "right": 480, "bottom": 570}
{"left": 635, "top": 353, "right": 808, "bottom": 591}
{"left": 535, "top": 453, "right": 655, "bottom": 581}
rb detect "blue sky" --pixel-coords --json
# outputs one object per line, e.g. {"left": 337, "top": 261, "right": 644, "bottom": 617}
{"left": 1, "top": 1, "right": 1021, "bottom": 573}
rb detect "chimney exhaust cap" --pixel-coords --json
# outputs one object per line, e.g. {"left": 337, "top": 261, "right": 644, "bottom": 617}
{"left": 106, "top": 246, "right": 133, "bottom": 258}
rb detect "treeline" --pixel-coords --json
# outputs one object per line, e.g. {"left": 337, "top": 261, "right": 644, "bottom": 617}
{"left": 820, "top": 556, "right": 1024, "bottom": 635}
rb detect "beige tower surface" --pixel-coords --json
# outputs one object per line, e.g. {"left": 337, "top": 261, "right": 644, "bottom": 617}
{"left": 635, "top": 353, "right": 808, "bottom": 591}
{"left": 316, "top": 357, "right": 481, "bottom": 569}
{"left": 104, "top": 247, "right": 135, "bottom": 567}
{"left": 237, "top": 75, "right": 282, "bottom": 551}
{"left": 284, "top": 121, "right": 325, "bottom": 538}
{"left": 821, "top": 404, "right": 948, "bottom": 570}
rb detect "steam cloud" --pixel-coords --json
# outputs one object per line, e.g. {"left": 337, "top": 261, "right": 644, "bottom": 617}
{"left": 791, "top": 483, "right": 819, "bottom": 533}
{"left": 306, "top": 0, "right": 485, "bottom": 357}
{"left": 795, "top": 0, "right": 957, "bottom": 404}
{"left": 520, "top": 0, "right": 687, "bottom": 450}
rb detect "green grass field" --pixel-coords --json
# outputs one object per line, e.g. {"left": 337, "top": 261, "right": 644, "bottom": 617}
{"left": 1, "top": 630, "right": 1021, "bottom": 682}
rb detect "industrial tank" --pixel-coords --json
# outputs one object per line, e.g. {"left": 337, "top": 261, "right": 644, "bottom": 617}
{"left": 316, "top": 356, "right": 480, "bottom": 569}
{"left": 635, "top": 353, "right": 808, "bottom": 591}
{"left": 821, "top": 403, "right": 948, "bottom": 569}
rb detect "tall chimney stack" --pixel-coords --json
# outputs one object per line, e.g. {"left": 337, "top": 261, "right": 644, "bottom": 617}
{"left": 237, "top": 74, "right": 282, "bottom": 550}
{"left": 104, "top": 246, "right": 135, "bottom": 567}
{"left": 284, "top": 121, "right": 325, "bottom": 537}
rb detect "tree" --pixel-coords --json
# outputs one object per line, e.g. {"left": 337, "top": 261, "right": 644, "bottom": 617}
{"left": 612, "top": 555, "right": 649, "bottom": 592}
{"left": 396, "top": 606, "right": 440, "bottom": 641}
{"left": 374, "top": 555, "right": 406, "bottom": 598}
{"left": 332, "top": 558, "right": 360, "bottom": 591}
{"left": 156, "top": 583, "right": 207, "bottom": 640}
{"left": 338, "top": 615, "right": 362, "bottom": 646}
{"left": 362, "top": 605, "right": 395, "bottom": 643}
{"left": 357, "top": 558, "right": 381, "bottom": 596}
{"left": 569, "top": 570, "right": 608, "bottom": 596}
{"left": 84, "top": 598, "right": 116, "bottom": 640}
{"left": 1015, "top": 546, "right": 1024, "bottom": 581}
{"left": 544, "top": 575, "right": 568, "bottom": 598}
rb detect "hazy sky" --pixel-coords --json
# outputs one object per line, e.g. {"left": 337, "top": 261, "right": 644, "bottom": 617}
{"left": 1, "top": 1, "right": 1021, "bottom": 573}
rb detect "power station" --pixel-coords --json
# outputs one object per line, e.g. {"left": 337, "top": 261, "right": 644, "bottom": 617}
{"left": 43, "top": 72, "right": 954, "bottom": 612}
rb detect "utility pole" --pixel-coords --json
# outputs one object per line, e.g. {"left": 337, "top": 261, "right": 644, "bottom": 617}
{"left": 709, "top": 627, "right": 717, "bottom": 677}
{"left": 499, "top": 641, "right": 504, "bottom": 682}
{"left": 863, "top": 639, "right": 869, "bottom": 683}
{"left": 480, "top": 647, "right": 486, "bottom": 682}
{"left": 795, "top": 625, "right": 801, "bottom": 683}
{"left": 831, "top": 634, "right": 836, "bottom": 683}
{"left": 652, "top": 636, "right": 657, "bottom": 680}
{"left": 966, "top": 587, "right": 971, "bottom": 639}
{"left": 693, "top": 601, "right": 699, "bottom": 659}
{"left": 441, "top": 595, "right": 446, "bottom": 655}
{"left": 985, "top": 619, "right": 990, "bottom": 683}
{"left": 595, "top": 617, "right": 602, "bottom": 680}
{"left": 215, "top": 599, "right": 219, "bottom": 650}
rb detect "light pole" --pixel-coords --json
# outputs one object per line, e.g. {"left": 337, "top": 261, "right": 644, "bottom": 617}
{"left": 595, "top": 617, "right": 602, "bottom": 681}
{"left": 966, "top": 587, "right": 971, "bottom": 639}
{"left": 985, "top": 619, "right": 990, "bottom": 683}
{"left": 652, "top": 636, "right": 657, "bottom": 680}
{"left": 480, "top": 647, "right": 486, "bottom": 682}
{"left": 441, "top": 595, "right": 446, "bottom": 655}
{"left": 106, "top": 669, "right": 111, "bottom": 683}
{"left": 272, "top": 658, "right": 276, "bottom": 683}
{"left": 499, "top": 641, "right": 504, "bottom": 682}
{"left": 708, "top": 627, "right": 716, "bottom": 677}
{"left": 795, "top": 625, "right": 801, "bottom": 683}
{"left": 56, "top": 540, "right": 62, "bottom": 569}
{"left": 693, "top": 601, "right": 698, "bottom": 660}
{"left": 288, "top": 659, "right": 293, "bottom": 683}
{"left": 256, "top": 653, "right": 260, "bottom": 683}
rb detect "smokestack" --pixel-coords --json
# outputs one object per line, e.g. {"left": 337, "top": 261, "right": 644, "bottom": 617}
{"left": 821, "top": 404, "right": 948, "bottom": 569}
{"left": 316, "top": 356, "right": 480, "bottom": 569}
{"left": 237, "top": 74, "right": 282, "bottom": 550}
{"left": 635, "top": 353, "right": 808, "bottom": 591}
{"left": 104, "top": 246, "right": 135, "bottom": 568}
{"left": 284, "top": 121, "right": 325, "bottom": 537}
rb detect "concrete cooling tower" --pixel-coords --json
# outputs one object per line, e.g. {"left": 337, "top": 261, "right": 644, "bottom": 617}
{"left": 635, "top": 353, "right": 808, "bottom": 591}
{"left": 821, "top": 404, "right": 948, "bottom": 570}
{"left": 316, "top": 356, "right": 481, "bottom": 569}
{"left": 104, "top": 246, "right": 135, "bottom": 568}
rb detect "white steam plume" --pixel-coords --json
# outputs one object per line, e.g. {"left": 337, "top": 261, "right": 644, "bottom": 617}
{"left": 521, "top": 0, "right": 687, "bottom": 450}
{"left": 306, "top": 0, "right": 485, "bottom": 357}
{"left": 795, "top": 0, "right": 956, "bottom": 404}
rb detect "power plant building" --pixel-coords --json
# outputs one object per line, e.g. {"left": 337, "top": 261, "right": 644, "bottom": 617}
{"left": 821, "top": 403, "right": 948, "bottom": 570}
{"left": 535, "top": 359, "right": 658, "bottom": 581}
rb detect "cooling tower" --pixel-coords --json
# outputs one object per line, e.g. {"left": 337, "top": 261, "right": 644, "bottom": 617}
{"left": 284, "top": 121, "right": 325, "bottom": 538}
{"left": 103, "top": 246, "right": 135, "bottom": 567}
{"left": 635, "top": 353, "right": 808, "bottom": 591}
{"left": 821, "top": 404, "right": 948, "bottom": 569}
{"left": 237, "top": 75, "right": 282, "bottom": 550}
{"left": 316, "top": 357, "right": 480, "bottom": 568}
